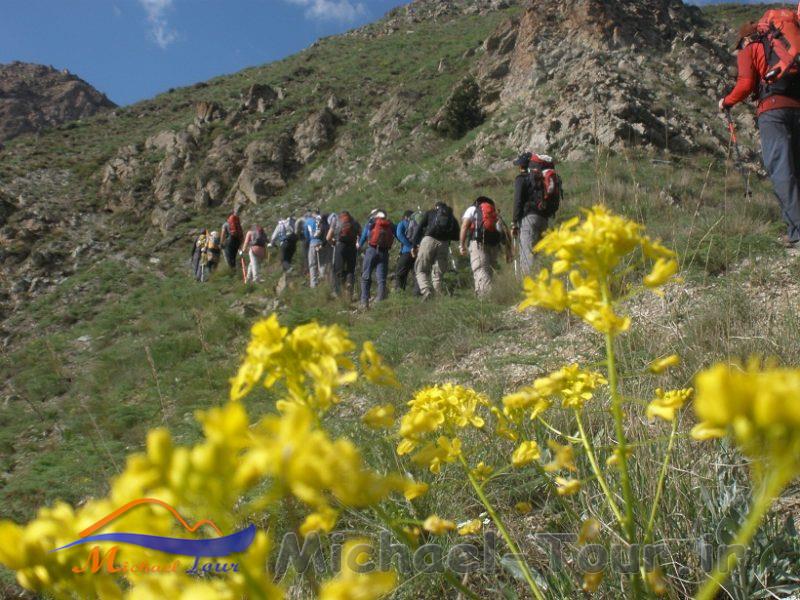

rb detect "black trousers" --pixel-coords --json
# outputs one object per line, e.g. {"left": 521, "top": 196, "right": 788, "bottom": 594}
{"left": 280, "top": 239, "right": 297, "bottom": 271}
{"left": 333, "top": 241, "right": 357, "bottom": 298}
{"left": 396, "top": 252, "right": 420, "bottom": 294}
{"left": 223, "top": 236, "right": 241, "bottom": 269}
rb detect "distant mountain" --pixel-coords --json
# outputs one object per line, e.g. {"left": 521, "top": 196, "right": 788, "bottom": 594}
{"left": 0, "top": 62, "right": 116, "bottom": 143}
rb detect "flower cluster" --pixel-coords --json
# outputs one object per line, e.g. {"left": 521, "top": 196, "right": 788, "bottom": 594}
{"left": 396, "top": 384, "right": 489, "bottom": 472}
{"left": 646, "top": 388, "right": 693, "bottom": 423}
{"left": 320, "top": 539, "right": 397, "bottom": 600}
{"left": 230, "top": 314, "right": 361, "bottom": 413}
{"left": 502, "top": 364, "right": 607, "bottom": 418}
{"left": 0, "top": 315, "right": 411, "bottom": 600}
{"left": 519, "top": 206, "right": 678, "bottom": 336}
{"left": 692, "top": 361, "right": 800, "bottom": 466}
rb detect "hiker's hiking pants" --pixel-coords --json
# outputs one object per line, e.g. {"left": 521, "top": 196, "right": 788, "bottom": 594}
{"left": 519, "top": 214, "right": 549, "bottom": 276}
{"left": 396, "top": 252, "right": 420, "bottom": 293}
{"left": 360, "top": 245, "right": 389, "bottom": 307}
{"left": 279, "top": 239, "right": 296, "bottom": 272}
{"left": 415, "top": 236, "right": 449, "bottom": 298}
{"left": 333, "top": 241, "right": 357, "bottom": 298}
{"left": 469, "top": 240, "right": 500, "bottom": 298}
{"left": 224, "top": 236, "right": 241, "bottom": 269}
{"left": 759, "top": 108, "right": 800, "bottom": 244}
{"left": 309, "top": 243, "right": 332, "bottom": 288}
{"left": 247, "top": 248, "right": 264, "bottom": 283}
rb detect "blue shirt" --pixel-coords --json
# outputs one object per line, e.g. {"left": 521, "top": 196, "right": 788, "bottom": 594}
{"left": 359, "top": 220, "right": 373, "bottom": 247}
{"left": 395, "top": 219, "right": 413, "bottom": 255}
{"left": 305, "top": 217, "right": 323, "bottom": 246}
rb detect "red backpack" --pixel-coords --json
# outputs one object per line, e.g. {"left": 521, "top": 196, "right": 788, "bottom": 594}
{"left": 369, "top": 217, "right": 394, "bottom": 250}
{"left": 758, "top": 8, "right": 800, "bottom": 81}
{"left": 473, "top": 197, "right": 502, "bottom": 245}
{"left": 529, "top": 154, "right": 562, "bottom": 216}
{"left": 337, "top": 211, "right": 356, "bottom": 243}
{"left": 227, "top": 214, "right": 243, "bottom": 238}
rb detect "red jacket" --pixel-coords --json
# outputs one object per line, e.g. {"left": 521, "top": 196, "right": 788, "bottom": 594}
{"left": 723, "top": 41, "right": 800, "bottom": 115}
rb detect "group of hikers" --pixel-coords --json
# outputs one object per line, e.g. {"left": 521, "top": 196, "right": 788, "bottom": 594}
{"left": 190, "top": 152, "right": 563, "bottom": 308}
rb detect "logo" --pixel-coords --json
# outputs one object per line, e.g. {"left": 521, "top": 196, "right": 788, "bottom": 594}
{"left": 51, "top": 498, "right": 255, "bottom": 575}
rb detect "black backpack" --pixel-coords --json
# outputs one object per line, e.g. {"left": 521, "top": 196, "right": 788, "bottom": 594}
{"left": 426, "top": 204, "right": 455, "bottom": 239}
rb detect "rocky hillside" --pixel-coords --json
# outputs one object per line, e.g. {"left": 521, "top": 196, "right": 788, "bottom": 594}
{"left": 0, "top": 0, "right": 770, "bottom": 335}
{"left": 0, "top": 62, "right": 115, "bottom": 143}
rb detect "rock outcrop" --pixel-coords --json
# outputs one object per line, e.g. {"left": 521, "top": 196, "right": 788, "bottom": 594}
{"left": 0, "top": 62, "right": 115, "bottom": 142}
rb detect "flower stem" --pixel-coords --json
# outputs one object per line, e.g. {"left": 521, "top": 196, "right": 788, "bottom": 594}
{"left": 694, "top": 466, "right": 791, "bottom": 600}
{"left": 603, "top": 316, "right": 643, "bottom": 597}
{"left": 574, "top": 410, "right": 625, "bottom": 528}
{"left": 460, "top": 456, "right": 547, "bottom": 600}
{"left": 643, "top": 419, "right": 677, "bottom": 546}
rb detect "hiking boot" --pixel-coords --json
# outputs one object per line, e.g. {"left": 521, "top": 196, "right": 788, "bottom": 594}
{"left": 779, "top": 234, "right": 800, "bottom": 248}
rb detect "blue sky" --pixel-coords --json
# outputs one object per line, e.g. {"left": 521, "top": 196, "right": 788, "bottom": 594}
{"left": 0, "top": 0, "right": 773, "bottom": 106}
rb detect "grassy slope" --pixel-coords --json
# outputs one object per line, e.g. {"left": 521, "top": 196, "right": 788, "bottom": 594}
{"left": 3, "top": 2, "right": 800, "bottom": 597}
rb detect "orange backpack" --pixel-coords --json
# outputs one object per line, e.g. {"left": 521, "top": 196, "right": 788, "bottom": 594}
{"left": 758, "top": 8, "right": 800, "bottom": 81}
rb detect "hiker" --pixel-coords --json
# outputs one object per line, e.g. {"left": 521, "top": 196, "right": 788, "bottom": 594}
{"left": 512, "top": 152, "right": 561, "bottom": 275}
{"left": 459, "top": 197, "right": 513, "bottom": 297}
{"left": 190, "top": 229, "right": 208, "bottom": 281}
{"left": 270, "top": 215, "right": 298, "bottom": 272}
{"left": 358, "top": 209, "right": 394, "bottom": 308}
{"left": 326, "top": 210, "right": 361, "bottom": 299}
{"left": 395, "top": 210, "right": 420, "bottom": 294}
{"left": 220, "top": 208, "right": 243, "bottom": 270}
{"left": 305, "top": 209, "right": 332, "bottom": 288}
{"left": 203, "top": 230, "right": 221, "bottom": 281}
{"left": 296, "top": 208, "right": 311, "bottom": 276}
{"left": 412, "top": 201, "right": 460, "bottom": 300}
{"left": 242, "top": 224, "right": 268, "bottom": 283}
{"left": 721, "top": 17, "right": 800, "bottom": 250}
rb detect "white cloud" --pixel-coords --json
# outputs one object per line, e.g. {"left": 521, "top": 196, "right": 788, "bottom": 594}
{"left": 286, "top": 0, "right": 366, "bottom": 22}
{"left": 139, "top": 0, "right": 178, "bottom": 49}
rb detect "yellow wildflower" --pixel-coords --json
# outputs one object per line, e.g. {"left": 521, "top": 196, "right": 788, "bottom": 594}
{"left": 692, "top": 360, "right": 800, "bottom": 461}
{"left": 362, "top": 404, "right": 396, "bottom": 430}
{"left": 555, "top": 477, "right": 582, "bottom": 496}
{"left": 644, "top": 257, "right": 679, "bottom": 289}
{"left": 582, "top": 571, "right": 604, "bottom": 592}
{"left": 360, "top": 342, "right": 399, "bottom": 387}
{"left": 403, "top": 481, "right": 429, "bottom": 501}
{"left": 649, "top": 354, "right": 680, "bottom": 374}
{"left": 423, "top": 515, "right": 456, "bottom": 535}
{"left": 470, "top": 462, "right": 493, "bottom": 481}
{"left": 514, "top": 501, "right": 533, "bottom": 515}
{"left": 578, "top": 518, "right": 601, "bottom": 545}
{"left": 544, "top": 440, "right": 577, "bottom": 472}
{"left": 646, "top": 567, "right": 668, "bottom": 596}
{"left": 320, "top": 539, "right": 397, "bottom": 600}
{"left": 646, "top": 388, "right": 693, "bottom": 422}
{"left": 457, "top": 519, "right": 483, "bottom": 536}
{"left": 512, "top": 441, "right": 541, "bottom": 468}
{"left": 519, "top": 206, "right": 678, "bottom": 337}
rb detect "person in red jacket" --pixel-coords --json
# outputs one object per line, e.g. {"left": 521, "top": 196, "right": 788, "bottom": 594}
{"left": 721, "top": 21, "right": 800, "bottom": 249}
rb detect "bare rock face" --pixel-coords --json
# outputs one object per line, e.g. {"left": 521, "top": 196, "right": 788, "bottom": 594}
{"left": 293, "top": 107, "right": 339, "bottom": 163}
{"left": 0, "top": 62, "right": 115, "bottom": 142}
{"left": 229, "top": 137, "right": 295, "bottom": 205}
{"left": 369, "top": 91, "right": 421, "bottom": 151}
{"left": 241, "top": 84, "right": 283, "bottom": 113}
{"left": 194, "top": 101, "right": 225, "bottom": 124}
{"left": 471, "top": 0, "right": 730, "bottom": 158}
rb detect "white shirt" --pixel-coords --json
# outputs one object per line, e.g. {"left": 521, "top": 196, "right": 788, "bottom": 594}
{"left": 462, "top": 205, "right": 506, "bottom": 234}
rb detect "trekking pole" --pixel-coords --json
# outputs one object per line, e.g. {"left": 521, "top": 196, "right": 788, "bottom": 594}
{"left": 724, "top": 109, "right": 752, "bottom": 199}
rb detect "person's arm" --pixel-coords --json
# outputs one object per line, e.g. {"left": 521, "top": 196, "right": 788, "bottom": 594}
{"left": 326, "top": 224, "right": 335, "bottom": 244}
{"left": 413, "top": 212, "right": 428, "bottom": 247}
{"left": 220, "top": 224, "right": 227, "bottom": 245}
{"left": 459, "top": 217, "right": 470, "bottom": 256}
{"left": 396, "top": 220, "right": 412, "bottom": 249}
{"left": 722, "top": 44, "right": 759, "bottom": 109}
{"left": 242, "top": 231, "right": 252, "bottom": 254}
{"left": 358, "top": 223, "right": 370, "bottom": 249}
